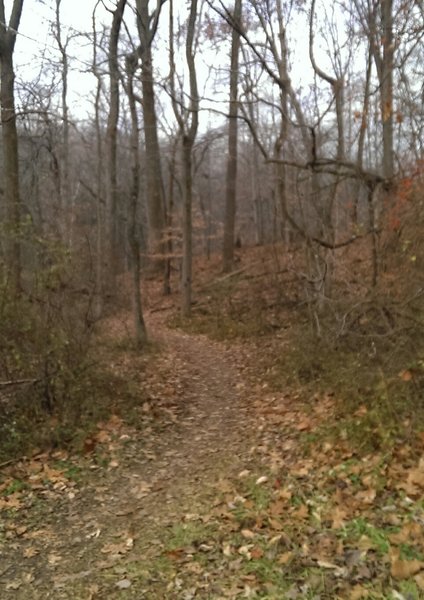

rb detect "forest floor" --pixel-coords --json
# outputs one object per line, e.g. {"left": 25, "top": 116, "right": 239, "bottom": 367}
{"left": 1, "top": 248, "right": 424, "bottom": 599}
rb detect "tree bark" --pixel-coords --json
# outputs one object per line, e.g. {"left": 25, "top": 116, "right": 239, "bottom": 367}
{"left": 106, "top": 0, "right": 126, "bottom": 283}
{"left": 91, "top": 1, "right": 105, "bottom": 318}
{"left": 222, "top": 0, "right": 242, "bottom": 273}
{"left": 136, "top": 0, "right": 167, "bottom": 275}
{"left": 181, "top": 0, "right": 199, "bottom": 317}
{"left": 55, "top": 0, "right": 70, "bottom": 243}
{"left": 0, "top": 0, "right": 24, "bottom": 295}
{"left": 125, "top": 53, "right": 148, "bottom": 347}
{"left": 380, "top": 0, "right": 394, "bottom": 180}
{"left": 169, "top": 0, "right": 199, "bottom": 317}
{"left": 353, "top": 0, "right": 394, "bottom": 179}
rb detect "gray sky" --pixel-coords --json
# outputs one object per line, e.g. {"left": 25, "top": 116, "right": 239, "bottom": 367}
{"left": 8, "top": 0, "right": 339, "bottom": 128}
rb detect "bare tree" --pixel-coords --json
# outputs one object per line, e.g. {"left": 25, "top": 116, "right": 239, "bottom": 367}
{"left": 222, "top": 0, "right": 242, "bottom": 273}
{"left": 91, "top": 1, "right": 107, "bottom": 318}
{"left": 0, "top": 0, "right": 24, "bottom": 294}
{"left": 123, "top": 51, "right": 148, "bottom": 346}
{"left": 54, "top": 0, "right": 71, "bottom": 242}
{"left": 310, "top": 0, "right": 346, "bottom": 165}
{"left": 352, "top": 0, "right": 395, "bottom": 179}
{"left": 169, "top": 0, "right": 199, "bottom": 316}
{"left": 105, "top": 0, "right": 127, "bottom": 284}
{"left": 135, "top": 0, "right": 167, "bottom": 277}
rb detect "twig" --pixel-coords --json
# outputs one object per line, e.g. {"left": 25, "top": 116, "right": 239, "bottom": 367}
{"left": 203, "top": 268, "right": 247, "bottom": 289}
{"left": 0, "top": 456, "right": 22, "bottom": 469}
{"left": 149, "top": 304, "right": 175, "bottom": 314}
{"left": 0, "top": 564, "right": 14, "bottom": 578}
{"left": 0, "top": 378, "right": 38, "bottom": 388}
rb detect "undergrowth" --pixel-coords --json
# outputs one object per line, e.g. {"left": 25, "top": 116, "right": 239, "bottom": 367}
{"left": 0, "top": 240, "right": 150, "bottom": 462}
{"left": 172, "top": 235, "right": 424, "bottom": 452}
{"left": 271, "top": 318, "right": 424, "bottom": 451}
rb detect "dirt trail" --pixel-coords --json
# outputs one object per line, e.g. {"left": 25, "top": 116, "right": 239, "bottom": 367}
{"left": 0, "top": 313, "right": 258, "bottom": 599}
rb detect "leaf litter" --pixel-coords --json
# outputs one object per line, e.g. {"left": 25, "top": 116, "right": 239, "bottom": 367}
{"left": 0, "top": 308, "right": 423, "bottom": 598}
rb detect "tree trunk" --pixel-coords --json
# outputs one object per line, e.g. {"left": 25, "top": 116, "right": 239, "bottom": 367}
{"left": 181, "top": 0, "right": 199, "bottom": 317}
{"left": 169, "top": 0, "right": 199, "bottom": 317}
{"left": 0, "top": 0, "right": 24, "bottom": 295}
{"left": 55, "top": 0, "right": 71, "bottom": 244}
{"left": 91, "top": 4, "right": 105, "bottom": 319}
{"left": 136, "top": 0, "right": 166, "bottom": 275}
{"left": 380, "top": 0, "right": 394, "bottom": 180}
{"left": 106, "top": 0, "right": 126, "bottom": 284}
{"left": 164, "top": 136, "right": 179, "bottom": 296}
{"left": 125, "top": 54, "right": 148, "bottom": 347}
{"left": 355, "top": 0, "right": 395, "bottom": 179}
{"left": 181, "top": 138, "right": 193, "bottom": 316}
{"left": 222, "top": 0, "right": 242, "bottom": 273}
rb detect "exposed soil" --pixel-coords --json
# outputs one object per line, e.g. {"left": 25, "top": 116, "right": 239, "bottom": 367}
{"left": 1, "top": 277, "right": 424, "bottom": 599}
{"left": 0, "top": 310, "right": 262, "bottom": 599}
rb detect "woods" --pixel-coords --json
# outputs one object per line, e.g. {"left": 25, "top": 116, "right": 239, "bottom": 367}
{"left": 0, "top": 0, "right": 422, "bottom": 305}
{"left": 0, "top": 1, "right": 424, "bottom": 596}
{"left": 0, "top": 0, "right": 423, "bottom": 456}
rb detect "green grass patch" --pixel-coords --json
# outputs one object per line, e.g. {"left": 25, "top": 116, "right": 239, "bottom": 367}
{"left": 246, "top": 481, "right": 272, "bottom": 511}
{"left": 396, "top": 580, "right": 422, "bottom": 600}
{"left": 53, "top": 460, "right": 83, "bottom": 482}
{"left": 265, "top": 318, "right": 424, "bottom": 452}
{"left": 338, "top": 517, "right": 391, "bottom": 555}
{"left": 243, "top": 555, "right": 290, "bottom": 590}
{"left": 165, "top": 521, "right": 213, "bottom": 551}
{"left": 1, "top": 478, "right": 29, "bottom": 496}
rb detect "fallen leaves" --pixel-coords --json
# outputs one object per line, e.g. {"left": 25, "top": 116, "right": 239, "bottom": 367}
{"left": 277, "top": 551, "right": 293, "bottom": 565}
{"left": 390, "top": 557, "right": 424, "bottom": 580}
{"left": 100, "top": 537, "right": 134, "bottom": 556}
{"left": 414, "top": 571, "right": 424, "bottom": 590}
{"left": 240, "top": 528, "right": 256, "bottom": 539}
{"left": 400, "top": 455, "right": 424, "bottom": 496}
{"left": 216, "top": 384, "right": 424, "bottom": 598}
{"left": 389, "top": 521, "right": 423, "bottom": 545}
{"left": 115, "top": 578, "right": 132, "bottom": 589}
{"left": 22, "top": 547, "right": 39, "bottom": 559}
{"left": 331, "top": 506, "right": 347, "bottom": 529}
{"left": 1, "top": 309, "right": 424, "bottom": 600}
{"left": 0, "top": 493, "right": 22, "bottom": 510}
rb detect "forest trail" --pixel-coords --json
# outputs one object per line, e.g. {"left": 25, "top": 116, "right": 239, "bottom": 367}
{"left": 3, "top": 304, "right": 424, "bottom": 599}
{"left": 0, "top": 311, "right": 262, "bottom": 599}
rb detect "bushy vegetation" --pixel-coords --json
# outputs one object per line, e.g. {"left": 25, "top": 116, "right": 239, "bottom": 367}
{"left": 176, "top": 180, "right": 424, "bottom": 451}
{"left": 0, "top": 237, "right": 124, "bottom": 461}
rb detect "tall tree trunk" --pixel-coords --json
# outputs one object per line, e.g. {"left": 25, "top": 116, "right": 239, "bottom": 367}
{"left": 125, "top": 53, "right": 148, "bottom": 347}
{"left": 380, "top": 0, "right": 394, "bottom": 180}
{"left": 55, "top": 0, "right": 70, "bottom": 243}
{"left": 136, "top": 0, "right": 166, "bottom": 277}
{"left": 355, "top": 0, "right": 395, "bottom": 179}
{"left": 352, "top": 43, "right": 372, "bottom": 224}
{"left": 0, "top": 0, "right": 24, "bottom": 295}
{"left": 106, "top": 0, "right": 126, "bottom": 284}
{"left": 275, "top": 0, "right": 290, "bottom": 247}
{"left": 181, "top": 138, "right": 193, "bottom": 316}
{"left": 251, "top": 138, "right": 264, "bottom": 246}
{"left": 181, "top": 0, "right": 199, "bottom": 316}
{"left": 92, "top": 2, "right": 105, "bottom": 319}
{"left": 164, "top": 136, "right": 179, "bottom": 296}
{"left": 169, "top": 0, "right": 199, "bottom": 317}
{"left": 222, "top": 0, "right": 242, "bottom": 273}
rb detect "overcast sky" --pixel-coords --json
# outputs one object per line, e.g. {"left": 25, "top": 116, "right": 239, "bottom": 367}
{"left": 7, "top": 0, "right": 340, "bottom": 128}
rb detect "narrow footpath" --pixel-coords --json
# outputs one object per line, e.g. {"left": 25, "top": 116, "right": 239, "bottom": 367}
{"left": 0, "top": 312, "right": 260, "bottom": 599}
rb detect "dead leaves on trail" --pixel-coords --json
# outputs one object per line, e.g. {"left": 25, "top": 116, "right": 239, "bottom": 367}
{"left": 0, "top": 412, "right": 144, "bottom": 594}
{"left": 141, "top": 372, "right": 424, "bottom": 598}
{"left": 224, "top": 386, "right": 424, "bottom": 598}
{"left": 2, "top": 311, "right": 424, "bottom": 598}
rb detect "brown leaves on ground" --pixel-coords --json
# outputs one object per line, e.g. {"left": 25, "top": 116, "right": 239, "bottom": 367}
{"left": 211, "top": 371, "right": 424, "bottom": 598}
{"left": 1, "top": 299, "right": 424, "bottom": 598}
